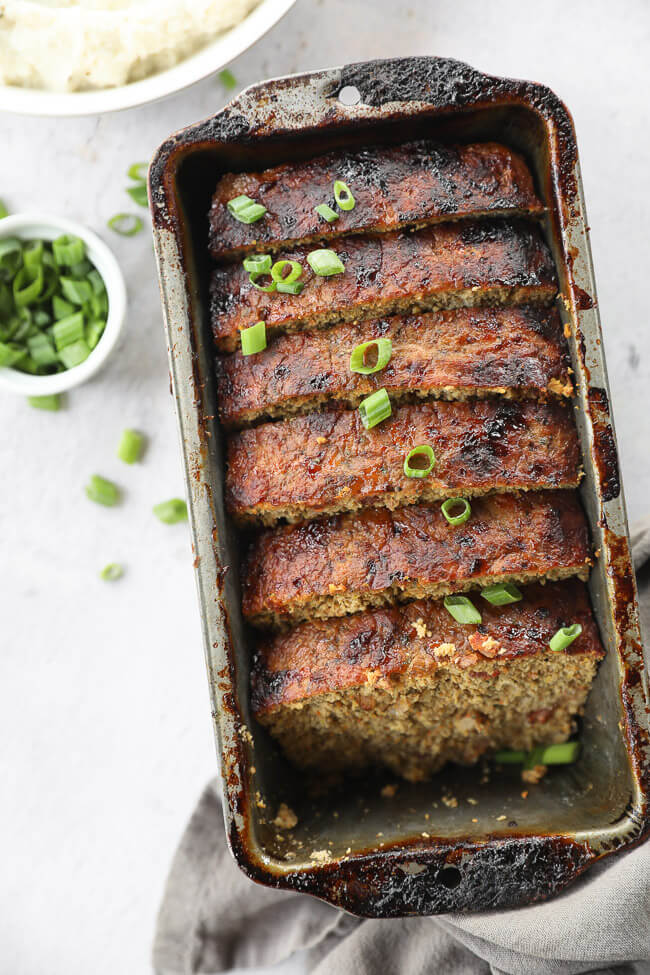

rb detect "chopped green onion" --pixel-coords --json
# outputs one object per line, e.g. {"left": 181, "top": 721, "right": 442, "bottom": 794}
{"left": 443, "top": 594, "right": 482, "bottom": 625}
{"left": 59, "top": 276, "right": 93, "bottom": 306}
{"left": 28, "top": 394, "right": 61, "bottom": 411}
{"left": 52, "top": 234, "right": 85, "bottom": 267}
{"left": 69, "top": 259, "right": 92, "bottom": 280}
{"left": 349, "top": 338, "right": 392, "bottom": 375}
{"left": 53, "top": 312, "right": 84, "bottom": 350}
{"left": 271, "top": 259, "right": 302, "bottom": 284}
{"left": 59, "top": 339, "right": 90, "bottom": 368}
{"left": 276, "top": 281, "right": 304, "bottom": 295}
{"left": 27, "top": 332, "right": 58, "bottom": 366}
{"left": 403, "top": 444, "right": 435, "bottom": 478}
{"left": 36, "top": 265, "right": 60, "bottom": 304}
{"left": 107, "top": 213, "right": 143, "bottom": 236}
{"left": 481, "top": 582, "right": 523, "bottom": 606}
{"left": 307, "top": 249, "right": 345, "bottom": 276}
{"left": 12, "top": 265, "right": 43, "bottom": 306}
{"left": 534, "top": 742, "right": 581, "bottom": 765}
{"left": 493, "top": 749, "right": 527, "bottom": 764}
{"left": 0, "top": 341, "right": 25, "bottom": 368}
{"left": 0, "top": 236, "right": 105, "bottom": 376}
{"left": 153, "top": 498, "right": 188, "bottom": 524}
{"left": 243, "top": 254, "right": 272, "bottom": 274}
{"left": 441, "top": 497, "right": 471, "bottom": 526}
{"left": 333, "top": 179, "right": 355, "bottom": 211}
{"left": 359, "top": 388, "right": 391, "bottom": 430}
{"left": 226, "top": 195, "right": 267, "bottom": 224}
{"left": 117, "top": 429, "right": 145, "bottom": 464}
{"left": 549, "top": 623, "right": 583, "bottom": 652}
{"left": 0, "top": 200, "right": 8, "bottom": 219}
{"left": 86, "top": 320, "right": 106, "bottom": 351}
{"left": 32, "top": 310, "right": 51, "bottom": 328}
{"left": 240, "top": 320, "right": 267, "bottom": 356}
{"left": 23, "top": 240, "right": 44, "bottom": 273}
{"left": 249, "top": 272, "right": 276, "bottom": 293}
{"left": 227, "top": 194, "right": 252, "bottom": 213}
{"left": 85, "top": 474, "right": 120, "bottom": 507}
{"left": 87, "top": 269, "right": 105, "bottom": 295}
{"left": 52, "top": 295, "right": 75, "bottom": 320}
{"left": 218, "top": 68, "right": 237, "bottom": 90}
{"left": 0, "top": 237, "right": 22, "bottom": 277}
{"left": 127, "top": 162, "right": 148, "bottom": 182}
{"left": 315, "top": 203, "right": 339, "bottom": 223}
{"left": 100, "top": 563, "right": 124, "bottom": 581}
{"left": 127, "top": 184, "right": 148, "bottom": 207}
{"left": 494, "top": 742, "right": 581, "bottom": 767}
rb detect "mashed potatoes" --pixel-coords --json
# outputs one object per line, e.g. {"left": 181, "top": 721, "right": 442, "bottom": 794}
{"left": 0, "top": 0, "right": 260, "bottom": 92}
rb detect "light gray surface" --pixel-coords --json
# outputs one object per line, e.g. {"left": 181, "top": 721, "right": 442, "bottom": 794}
{"left": 1, "top": 1, "right": 649, "bottom": 973}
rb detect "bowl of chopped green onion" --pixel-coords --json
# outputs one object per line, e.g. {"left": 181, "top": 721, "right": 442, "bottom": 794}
{"left": 0, "top": 214, "right": 126, "bottom": 395}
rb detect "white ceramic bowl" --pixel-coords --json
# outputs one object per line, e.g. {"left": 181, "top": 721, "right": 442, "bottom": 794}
{"left": 0, "top": 0, "right": 296, "bottom": 117}
{"left": 0, "top": 214, "right": 127, "bottom": 396}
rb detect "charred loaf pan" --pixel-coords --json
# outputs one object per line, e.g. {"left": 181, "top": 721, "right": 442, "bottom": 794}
{"left": 149, "top": 57, "right": 650, "bottom": 915}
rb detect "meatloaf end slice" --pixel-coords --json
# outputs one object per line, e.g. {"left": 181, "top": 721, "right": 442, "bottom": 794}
{"left": 208, "top": 140, "right": 544, "bottom": 259}
{"left": 251, "top": 581, "right": 604, "bottom": 781}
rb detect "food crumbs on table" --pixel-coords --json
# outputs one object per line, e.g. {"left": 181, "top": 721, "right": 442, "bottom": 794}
{"left": 521, "top": 790, "right": 529, "bottom": 799}
{"left": 467, "top": 797, "right": 478, "bottom": 805}
{"left": 310, "top": 850, "right": 331, "bottom": 863}
{"left": 472, "top": 818, "right": 478, "bottom": 823}
{"left": 255, "top": 791, "right": 266, "bottom": 809}
{"left": 273, "top": 803, "right": 298, "bottom": 829}
{"left": 496, "top": 815, "right": 507, "bottom": 821}
{"left": 441, "top": 795, "right": 458, "bottom": 808}
{"left": 421, "top": 832, "right": 430, "bottom": 838}
{"left": 381, "top": 783, "right": 398, "bottom": 798}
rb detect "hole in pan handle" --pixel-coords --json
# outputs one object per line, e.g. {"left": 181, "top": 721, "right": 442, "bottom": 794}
{"left": 338, "top": 85, "right": 361, "bottom": 106}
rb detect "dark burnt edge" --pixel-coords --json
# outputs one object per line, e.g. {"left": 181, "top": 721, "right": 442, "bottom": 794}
{"left": 148, "top": 57, "right": 650, "bottom": 913}
{"left": 226, "top": 818, "right": 600, "bottom": 917}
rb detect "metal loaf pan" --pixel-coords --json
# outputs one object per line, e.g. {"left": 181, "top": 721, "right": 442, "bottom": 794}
{"left": 149, "top": 57, "right": 650, "bottom": 915}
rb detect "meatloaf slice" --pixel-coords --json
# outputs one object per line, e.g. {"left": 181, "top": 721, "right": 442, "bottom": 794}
{"left": 251, "top": 581, "right": 604, "bottom": 781}
{"left": 215, "top": 306, "right": 571, "bottom": 428}
{"left": 226, "top": 398, "right": 581, "bottom": 526}
{"left": 210, "top": 220, "right": 557, "bottom": 351}
{"left": 243, "top": 491, "right": 591, "bottom": 627}
{"left": 208, "top": 141, "right": 544, "bottom": 260}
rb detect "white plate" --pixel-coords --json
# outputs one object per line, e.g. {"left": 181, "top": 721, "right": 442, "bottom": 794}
{"left": 0, "top": 0, "right": 296, "bottom": 117}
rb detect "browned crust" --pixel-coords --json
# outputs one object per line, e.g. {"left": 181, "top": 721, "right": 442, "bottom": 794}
{"left": 243, "top": 491, "right": 591, "bottom": 626}
{"left": 215, "top": 305, "right": 572, "bottom": 428}
{"left": 226, "top": 398, "right": 581, "bottom": 526}
{"left": 210, "top": 220, "right": 557, "bottom": 351}
{"left": 208, "top": 140, "right": 544, "bottom": 260}
{"left": 251, "top": 580, "right": 604, "bottom": 717}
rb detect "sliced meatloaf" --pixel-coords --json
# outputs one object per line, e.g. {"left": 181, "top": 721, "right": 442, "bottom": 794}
{"left": 243, "top": 491, "right": 591, "bottom": 627}
{"left": 215, "top": 305, "right": 571, "bottom": 428}
{"left": 208, "top": 140, "right": 544, "bottom": 259}
{"left": 210, "top": 220, "right": 557, "bottom": 351}
{"left": 251, "top": 581, "right": 604, "bottom": 781}
{"left": 226, "top": 398, "right": 581, "bottom": 525}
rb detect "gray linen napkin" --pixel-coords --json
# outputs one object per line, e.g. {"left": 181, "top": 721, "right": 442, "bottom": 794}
{"left": 153, "top": 525, "right": 650, "bottom": 975}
